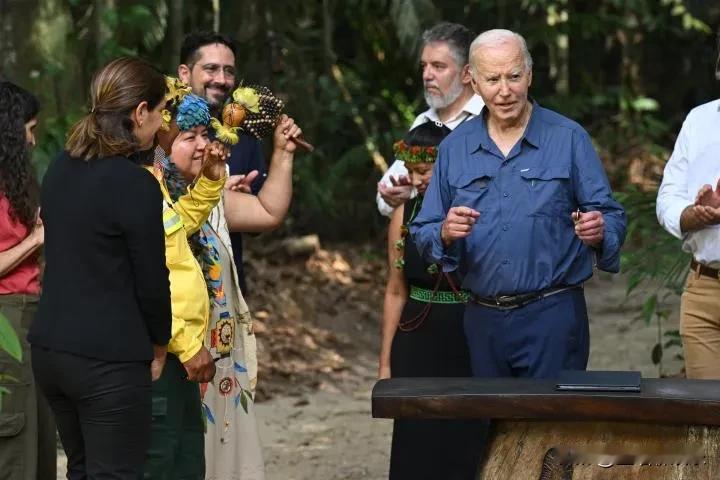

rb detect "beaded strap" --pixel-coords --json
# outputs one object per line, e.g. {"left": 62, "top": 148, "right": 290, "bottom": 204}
{"left": 409, "top": 285, "right": 469, "bottom": 304}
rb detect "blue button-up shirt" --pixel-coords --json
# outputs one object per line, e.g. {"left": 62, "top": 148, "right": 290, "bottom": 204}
{"left": 410, "top": 103, "right": 626, "bottom": 297}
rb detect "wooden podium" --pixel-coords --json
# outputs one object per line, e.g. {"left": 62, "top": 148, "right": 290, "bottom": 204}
{"left": 372, "top": 377, "right": 720, "bottom": 479}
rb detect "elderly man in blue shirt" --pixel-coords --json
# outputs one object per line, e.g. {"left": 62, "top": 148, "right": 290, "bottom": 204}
{"left": 411, "top": 29, "right": 626, "bottom": 379}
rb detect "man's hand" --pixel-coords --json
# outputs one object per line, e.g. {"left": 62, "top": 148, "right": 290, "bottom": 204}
{"left": 691, "top": 204, "right": 720, "bottom": 226}
{"left": 441, "top": 206, "right": 480, "bottom": 246}
{"left": 695, "top": 180, "right": 720, "bottom": 209}
{"left": 378, "top": 175, "right": 412, "bottom": 208}
{"left": 225, "top": 170, "right": 260, "bottom": 193}
{"left": 182, "top": 346, "right": 216, "bottom": 383}
{"left": 199, "top": 141, "right": 230, "bottom": 181}
{"left": 273, "top": 114, "right": 302, "bottom": 154}
{"left": 378, "top": 363, "right": 391, "bottom": 380}
{"left": 690, "top": 181, "right": 720, "bottom": 226}
{"left": 151, "top": 344, "right": 167, "bottom": 381}
{"left": 573, "top": 210, "right": 605, "bottom": 247}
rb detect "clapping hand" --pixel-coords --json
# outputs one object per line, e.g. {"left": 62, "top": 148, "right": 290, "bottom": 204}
{"left": 225, "top": 170, "right": 260, "bottom": 193}
{"left": 692, "top": 180, "right": 720, "bottom": 226}
{"left": 695, "top": 180, "right": 720, "bottom": 208}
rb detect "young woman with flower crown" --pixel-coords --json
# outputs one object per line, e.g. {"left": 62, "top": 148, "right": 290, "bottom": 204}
{"left": 380, "top": 122, "right": 487, "bottom": 480}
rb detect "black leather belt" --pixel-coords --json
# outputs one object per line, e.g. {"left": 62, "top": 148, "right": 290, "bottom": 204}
{"left": 691, "top": 259, "right": 720, "bottom": 280}
{"left": 469, "top": 285, "right": 582, "bottom": 310}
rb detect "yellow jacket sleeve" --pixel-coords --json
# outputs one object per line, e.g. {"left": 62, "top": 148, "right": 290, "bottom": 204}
{"left": 168, "top": 312, "right": 203, "bottom": 363}
{"left": 172, "top": 174, "right": 226, "bottom": 236}
{"left": 145, "top": 170, "right": 223, "bottom": 364}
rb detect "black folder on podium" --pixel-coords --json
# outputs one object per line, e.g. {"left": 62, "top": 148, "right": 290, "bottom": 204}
{"left": 555, "top": 370, "right": 641, "bottom": 392}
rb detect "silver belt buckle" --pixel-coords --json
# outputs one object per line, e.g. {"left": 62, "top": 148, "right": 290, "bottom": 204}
{"left": 496, "top": 295, "right": 513, "bottom": 306}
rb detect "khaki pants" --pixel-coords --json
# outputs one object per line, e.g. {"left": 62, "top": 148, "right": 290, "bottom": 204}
{"left": 0, "top": 295, "right": 57, "bottom": 480}
{"left": 680, "top": 271, "right": 720, "bottom": 379}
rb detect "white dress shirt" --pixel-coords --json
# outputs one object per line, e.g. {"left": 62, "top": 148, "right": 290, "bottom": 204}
{"left": 376, "top": 94, "right": 485, "bottom": 217}
{"left": 657, "top": 99, "right": 720, "bottom": 268}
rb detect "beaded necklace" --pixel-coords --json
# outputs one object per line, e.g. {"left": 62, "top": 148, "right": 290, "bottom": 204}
{"left": 393, "top": 197, "right": 420, "bottom": 269}
{"left": 393, "top": 197, "right": 440, "bottom": 275}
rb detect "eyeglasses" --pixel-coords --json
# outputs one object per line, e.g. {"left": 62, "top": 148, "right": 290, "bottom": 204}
{"left": 198, "top": 63, "right": 236, "bottom": 79}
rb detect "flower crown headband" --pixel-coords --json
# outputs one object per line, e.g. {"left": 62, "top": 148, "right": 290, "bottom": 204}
{"left": 392, "top": 140, "right": 438, "bottom": 164}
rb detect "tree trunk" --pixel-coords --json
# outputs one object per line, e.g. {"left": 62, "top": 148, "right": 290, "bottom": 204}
{"left": 322, "top": 0, "right": 336, "bottom": 73}
{"left": 546, "top": 0, "right": 569, "bottom": 95}
{"left": 480, "top": 420, "right": 720, "bottom": 479}
{"left": 165, "top": 0, "right": 184, "bottom": 72}
{"left": 0, "top": 0, "right": 41, "bottom": 82}
{"left": 93, "top": 0, "right": 115, "bottom": 66}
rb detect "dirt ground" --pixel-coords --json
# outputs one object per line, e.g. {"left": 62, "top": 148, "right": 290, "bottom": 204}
{"left": 56, "top": 244, "right": 684, "bottom": 480}
{"left": 255, "top": 263, "right": 683, "bottom": 480}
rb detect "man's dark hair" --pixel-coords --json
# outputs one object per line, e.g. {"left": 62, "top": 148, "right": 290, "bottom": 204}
{"left": 180, "top": 31, "right": 237, "bottom": 66}
{"left": 421, "top": 22, "right": 474, "bottom": 67}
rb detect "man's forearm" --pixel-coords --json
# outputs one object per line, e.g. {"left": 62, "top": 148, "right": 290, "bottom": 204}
{"left": 680, "top": 204, "right": 705, "bottom": 233}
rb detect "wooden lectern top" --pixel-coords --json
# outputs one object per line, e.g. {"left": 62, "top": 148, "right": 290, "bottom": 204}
{"left": 372, "top": 377, "right": 720, "bottom": 426}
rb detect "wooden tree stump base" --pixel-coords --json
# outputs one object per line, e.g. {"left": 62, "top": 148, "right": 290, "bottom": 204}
{"left": 371, "top": 377, "right": 720, "bottom": 480}
{"left": 480, "top": 420, "right": 720, "bottom": 479}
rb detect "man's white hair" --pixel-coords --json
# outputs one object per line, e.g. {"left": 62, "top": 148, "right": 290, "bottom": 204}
{"left": 469, "top": 29, "right": 533, "bottom": 76}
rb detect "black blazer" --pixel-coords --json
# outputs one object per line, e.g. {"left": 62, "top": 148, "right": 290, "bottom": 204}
{"left": 29, "top": 151, "right": 171, "bottom": 362}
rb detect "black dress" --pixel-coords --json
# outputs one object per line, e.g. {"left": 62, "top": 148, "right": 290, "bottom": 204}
{"left": 389, "top": 196, "right": 487, "bottom": 480}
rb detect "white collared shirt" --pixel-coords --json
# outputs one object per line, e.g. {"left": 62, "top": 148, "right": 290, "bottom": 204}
{"left": 657, "top": 99, "right": 720, "bottom": 267}
{"left": 376, "top": 94, "right": 485, "bottom": 217}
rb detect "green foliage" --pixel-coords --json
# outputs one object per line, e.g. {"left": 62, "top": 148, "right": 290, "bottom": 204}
{"left": 0, "top": 310, "right": 21, "bottom": 411}
{"left": 0, "top": 386, "right": 8, "bottom": 412}
{"left": 4, "top": 0, "right": 719, "bottom": 246}
{"left": 0, "top": 311, "right": 22, "bottom": 363}
{"left": 617, "top": 188, "right": 689, "bottom": 298}
{"left": 616, "top": 186, "right": 688, "bottom": 375}
{"left": 1, "top": 0, "right": 717, "bottom": 378}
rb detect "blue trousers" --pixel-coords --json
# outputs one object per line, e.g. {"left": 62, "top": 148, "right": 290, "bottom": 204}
{"left": 463, "top": 288, "right": 590, "bottom": 378}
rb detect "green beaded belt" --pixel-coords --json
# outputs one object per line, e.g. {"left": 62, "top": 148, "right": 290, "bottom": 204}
{"left": 409, "top": 285, "right": 469, "bottom": 304}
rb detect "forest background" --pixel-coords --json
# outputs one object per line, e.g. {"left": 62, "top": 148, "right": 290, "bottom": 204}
{"left": 1, "top": 0, "right": 720, "bottom": 370}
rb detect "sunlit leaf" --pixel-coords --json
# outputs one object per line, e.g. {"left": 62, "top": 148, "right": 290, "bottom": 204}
{"left": 641, "top": 294, "right": 657, "bottom": 326}
{"left": 0, "top": 312, "right": 22, "bottom": 362}
{"left": 631, "top": 97, "right": 659, "bottom": 112}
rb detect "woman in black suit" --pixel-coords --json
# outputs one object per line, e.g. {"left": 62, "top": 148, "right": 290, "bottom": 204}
{"left": 28, "top": 57, "right": 172, "bottom": 479}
